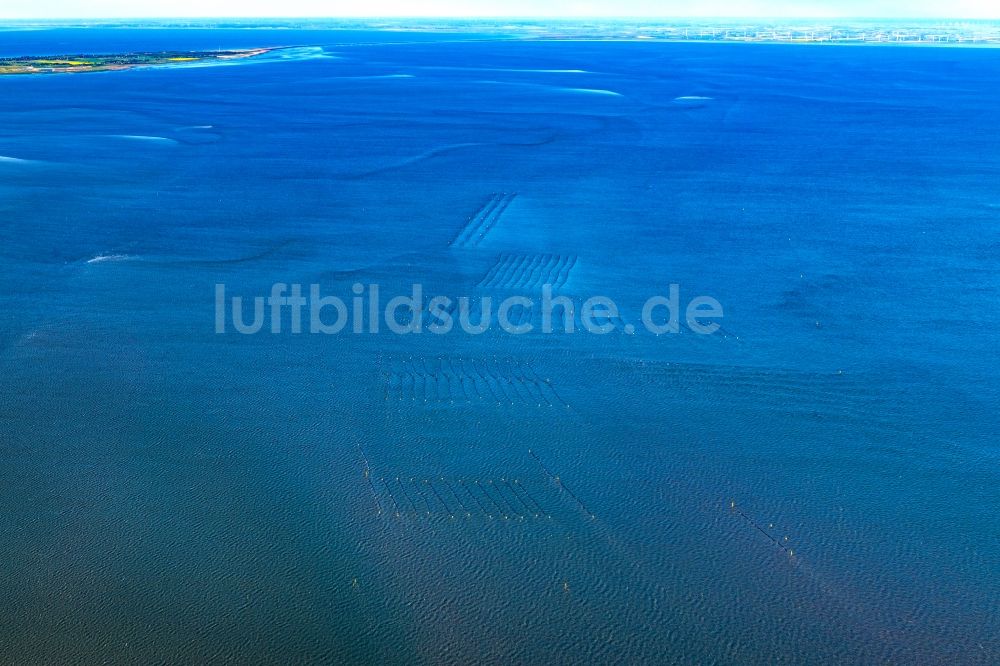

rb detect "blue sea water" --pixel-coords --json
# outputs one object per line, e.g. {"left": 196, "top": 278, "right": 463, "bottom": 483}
{"left": 1, "top": 28, "right": 999, "bottom": 664}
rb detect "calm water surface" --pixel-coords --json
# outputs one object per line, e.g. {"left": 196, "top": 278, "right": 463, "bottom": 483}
{"left": 1, "top": 28, "right": 998, "bottom": 664}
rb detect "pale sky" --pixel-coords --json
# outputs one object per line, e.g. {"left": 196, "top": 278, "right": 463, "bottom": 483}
{"left": 1, "top": 0, "right": 996, "bottom": 20}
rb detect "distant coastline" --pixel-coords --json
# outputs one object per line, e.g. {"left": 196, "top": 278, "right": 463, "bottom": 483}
{"left": 2, "top": 18, "right": 999, "bottom": 46}
{"left": 0, "top": 47, "right": 275, "bottom": 75}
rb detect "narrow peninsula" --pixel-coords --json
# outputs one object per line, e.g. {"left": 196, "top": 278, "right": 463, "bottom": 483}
{"left": 0, "top": 48, "right": 275, "bottom": 75}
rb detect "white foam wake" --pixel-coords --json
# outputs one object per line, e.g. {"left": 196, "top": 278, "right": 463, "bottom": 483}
{"left": 0, "top": 155, "right": 42, "bottom": 164}
{"left": 86, "top": 254, "right": 136, "bottom": 264}
{"left": 108, "top": 135, "right": 179, "bottom": 144}
{"left": 330, "top": 73, "right": 415, "bottom": 80}
{"left": 559, "top": 87, "right": 623, "bottom": 96}
{"left": 477, "top": 80, "right": 623, "bottom": 97}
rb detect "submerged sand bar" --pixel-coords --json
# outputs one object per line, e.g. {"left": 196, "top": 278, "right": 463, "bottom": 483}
{"left": 0, "top": 48, "right": 275, "bottom": 75}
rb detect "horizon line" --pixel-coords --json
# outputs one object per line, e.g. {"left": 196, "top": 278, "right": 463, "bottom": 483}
{"left": 3, "top": 15, "right": 999, "bottom": 21}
